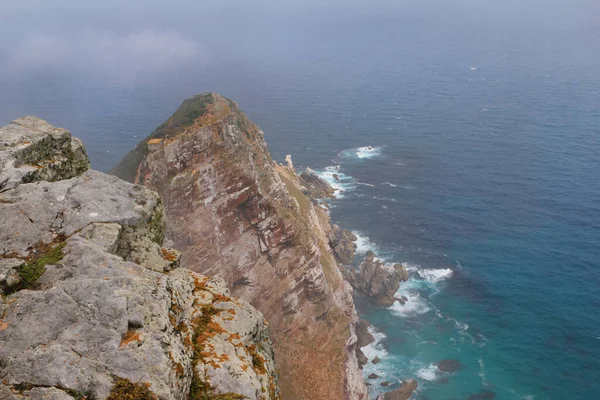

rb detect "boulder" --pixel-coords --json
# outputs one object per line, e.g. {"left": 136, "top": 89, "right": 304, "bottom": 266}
{"left": 368, "top": 373, "right": 380, "bottom": 380}
{"left": 372, "top": 356, "right": 381, "bottom": 364}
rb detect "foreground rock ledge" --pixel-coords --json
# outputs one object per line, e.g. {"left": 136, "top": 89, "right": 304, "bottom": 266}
{"left": 0, "top": 117, "right": 280, "bottom": 400}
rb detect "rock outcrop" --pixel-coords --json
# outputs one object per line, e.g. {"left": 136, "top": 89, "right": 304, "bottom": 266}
{"left": 375, "top": 379, "right": 418, "bottom": 400}
{"left": 346, "top": 251, "right": 409, "bottom": 307}
{"left": 112, "top": 93, "right": 368, "bottom": 399}
{"left": 328, "top": 225, "right": 358, "bottom": 265}
{"left": 298, "top": 168, "right": 335, "bottom": 199}
{"left": 0, "top": 118, "right": 279, "bottom": 400}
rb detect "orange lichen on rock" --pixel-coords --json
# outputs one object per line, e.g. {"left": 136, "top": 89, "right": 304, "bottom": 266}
{"left": 161, "top": 248, "right": 178, "bottom": 262}
{"left": 120, "top": 330, "right": 142, "bottom": 347}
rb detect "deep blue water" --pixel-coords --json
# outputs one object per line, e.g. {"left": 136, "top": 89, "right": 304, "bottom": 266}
{"left": 1, "top": 1, "right": 599, "bottom": 399}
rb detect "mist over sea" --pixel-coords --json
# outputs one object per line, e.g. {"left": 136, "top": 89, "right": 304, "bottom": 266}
{"left": 2, "top": 1, "right": 599, "bottom": 398}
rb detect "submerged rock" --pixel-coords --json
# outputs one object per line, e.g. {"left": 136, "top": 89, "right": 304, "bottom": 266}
{"left": 347, "top": 251, "right": 409, "bottom": 306}
{"left": 468, "top": 390, "right": 497, "bottom": 400}
{"left": 437, "top": 359, "right": 463, "bottom": 373}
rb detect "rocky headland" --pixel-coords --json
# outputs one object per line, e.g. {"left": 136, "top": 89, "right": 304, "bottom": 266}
{"left": 112, "top": 94, "right": 367, "bottom": 399}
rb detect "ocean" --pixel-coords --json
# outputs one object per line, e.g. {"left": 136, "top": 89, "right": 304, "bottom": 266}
{"left": 1, "top": 1, "right": 599, "bottom": 399}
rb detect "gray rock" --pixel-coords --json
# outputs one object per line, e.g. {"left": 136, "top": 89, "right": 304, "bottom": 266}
{"left": 0, "top": 118, "right": 280, "bottom": 400}
{"left": 0, "top": 116, "right": 89, "bottom": 192}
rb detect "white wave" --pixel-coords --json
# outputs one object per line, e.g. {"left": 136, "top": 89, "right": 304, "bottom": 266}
{"left": 339, "top": 146, "right": 382, "bottom": 160}
{"left": 361, "top": 326, "right": 388, "bottom": 360}
{"left": 357, "top": 182, "right": 375, "bottom": 187}
{"left": 389, "top": 290, "right": 431, "bottom": 317}
{"left": 417, "top": 364, "right": 438, "bottom": 381}
{"left": 356, "top": 146, "right": 382, "bottom": 159}
{"left": 382, "top": 181, "right": 398, "bottom": 187}
{"left": 315, "top": 165, "right": 356, "bottom": 198}
{"left": 471, "top": 66, "right": 478, "bottom": 70}
{"left": 353, "top": 231, "right": 379, "bottom": 255}
{"left": 417, "top": 268, "right": 453, "bottom": 283}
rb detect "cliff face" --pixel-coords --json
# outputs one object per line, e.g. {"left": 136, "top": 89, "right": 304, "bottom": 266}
{"left": 0, "top": 117, "right": 279, "bottom": 400}
{"left": 113, "top": 93, "right": 368, "bottom": 399}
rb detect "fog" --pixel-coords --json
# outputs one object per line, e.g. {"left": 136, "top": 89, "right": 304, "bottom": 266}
{"left": 1, "top": 0, "right": 598, "bottom": 84}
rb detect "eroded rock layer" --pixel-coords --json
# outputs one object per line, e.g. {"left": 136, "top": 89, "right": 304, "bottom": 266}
{"left": 113, "top": 93, "right": 368, "bottom": 399}
{"left": 0, "top": 118, "right": 279, "bottom": 400}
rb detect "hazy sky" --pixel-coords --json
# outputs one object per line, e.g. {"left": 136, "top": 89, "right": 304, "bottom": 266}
{"left": 0, "top": 0, "right": 598, "bottom": 85}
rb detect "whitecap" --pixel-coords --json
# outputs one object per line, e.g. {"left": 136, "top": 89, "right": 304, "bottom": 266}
{"left": 339, "top": 146, "right": 383, "bottom": 160}
{"left": 314, "top": 165, "right": 356, "bottom": 198}
{"left": 417, "top": 268, "right": 453, "bottom": 283}
{"left": 417, "top": 364, "right": 438, "bottom": 381}
{"left": 356, "top": 182, "right": 375, "bottom": 187}
{"left": 382, "top": 181, "right": 398, "bottom": 187}
{"left": 353, "top": 231, "right": 380, "bottom": 255}
{"left": 360, "top": 326, "right": 388, "bottom": 360}
{"left": 389, "top": 290, "right": 431, "bottom": 317}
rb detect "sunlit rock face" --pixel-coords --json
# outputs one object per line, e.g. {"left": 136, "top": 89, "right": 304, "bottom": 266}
{"left": 113, "top": 93, "right": 368, "bottom": 399}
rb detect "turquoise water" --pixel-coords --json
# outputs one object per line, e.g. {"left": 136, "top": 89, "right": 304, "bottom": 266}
{"left": 1, "top": 1, "right": 599, "bottom": 399}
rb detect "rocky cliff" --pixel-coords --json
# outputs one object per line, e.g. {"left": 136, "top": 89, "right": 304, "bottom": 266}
{"left": 112, "top": 93, "right": 368, "bottom": 399}
{"left": 0, "top": 117, "right": 279, "bottom": 400}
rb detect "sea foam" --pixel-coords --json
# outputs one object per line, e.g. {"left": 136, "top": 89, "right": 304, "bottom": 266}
{"left": 353, "top": 231, "right": 380, "bottom": 255}
{"left": 416, "top": 364, "right": 438, "bottom": 381}
{"left": 417, "top": 268, "right": 453, "bottom": 283}
{"left": 315, "top": 165, "right": 356, "bottom": 198}
{"left": 339, "top": 146, "right": 382, "bottom": 160}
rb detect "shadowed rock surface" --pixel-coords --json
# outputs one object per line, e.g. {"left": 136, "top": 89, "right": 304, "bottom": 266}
{"left": 346, "top": 251, "right": 409, "bottom": 307}
{"left": 0, "top": 117, "right": 280, "bottom": 400}
{"left": 299, "top": 167, "right": 335, "bottom": 199}
{"left": 328, "top": 225, "right": 358, "bottom": 265}
{"left": 112, "top": 93, "right": 367, "bottom": 399}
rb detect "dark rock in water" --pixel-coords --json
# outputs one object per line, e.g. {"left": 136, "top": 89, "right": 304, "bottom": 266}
{"left": 356, "top": 318, "right": 375, "bottom": 348}
{"left": 372, "top": 356, "right": 380, "bottom": 364}
{"left": 333, "top": 173, "right": 340, "bottom": 181}
{"left": 383, "top": 379, "right": 418, "bottom": 400}
{"left": 401, "top": 295, "right": 408, "bottom": 302}
{"left": 299, "top": 167, "right": 335, "bottom": 199}
{"left": 328, "top": 224, "right": 358, "bottom": 265}
{"left": 395, "top": 297, "right": 406, "bottom": 305}
{"left": 468, "top": 390, "right": 496, "bottom": 400}
{"left": 380, "top": 381, "right": 390, "bottom": 387}
{"left": 356, "top": 348, "right": 368, "bottom": 368}
{"left": 437, "top": 359, "right": 463, "bottom": 373}
{"left": 368, "top": 373, "right": 380, "bottom": 379}
{"left": 346, "top": 251, "right": 409, "bottom": 306}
